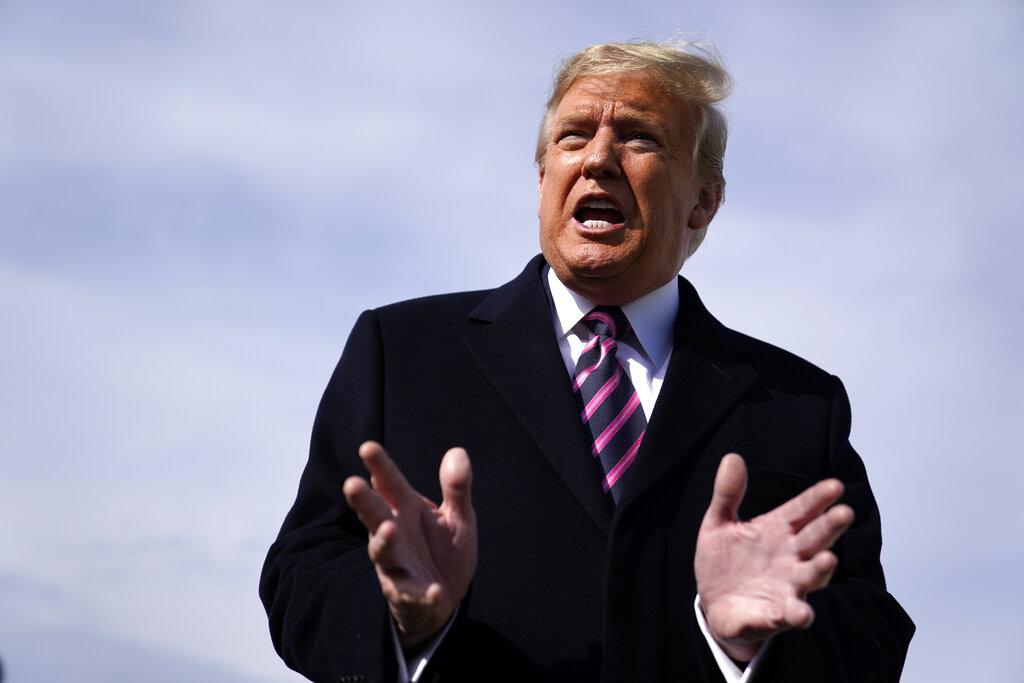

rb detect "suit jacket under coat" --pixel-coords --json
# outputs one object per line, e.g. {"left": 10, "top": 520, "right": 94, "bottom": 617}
{"left": 260, "top": 255, "right": 914, "bottom": 683}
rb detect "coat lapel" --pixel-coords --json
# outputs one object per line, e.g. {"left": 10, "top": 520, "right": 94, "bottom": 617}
{"left": 463, "top": 256, "right": 614, "bottom": 533}
{"left": 616, "top": 277, "right": 759, "bottom": 512}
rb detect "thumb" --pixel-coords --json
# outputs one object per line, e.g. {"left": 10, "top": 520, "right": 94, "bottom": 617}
{"left": 706, "top": 453, "right": 747, "bottom": 526}
{"left": 439, "top": 447, "right": 474, "bottom": 520}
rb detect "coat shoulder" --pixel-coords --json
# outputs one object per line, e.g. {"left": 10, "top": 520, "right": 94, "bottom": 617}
{"left": 679, "top": 276, "right": 838, "bottom": 399}
{"left": 373, "top": 288, "right": 494, "bottom": 326}
{"left": 368, "top": 256, "right": 546, "bottom": 335}
{"left": 715, "top": 320, "right": 838, "bottom": 401}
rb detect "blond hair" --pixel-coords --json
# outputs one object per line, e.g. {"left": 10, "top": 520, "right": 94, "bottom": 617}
{"left": 535, "top": 41, "right": 733, "bottom": 257}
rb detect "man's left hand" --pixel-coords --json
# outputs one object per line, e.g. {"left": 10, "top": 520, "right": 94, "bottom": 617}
{"left": 694, "top": 453, "right": 854, "bottom": 662}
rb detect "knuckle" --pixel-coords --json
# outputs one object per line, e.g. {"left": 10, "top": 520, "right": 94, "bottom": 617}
{"left": 763, "top": 601, "right": 785, "bottom": 628}
{"left": 377, "top": 520, "right": 398, "bottom": 540}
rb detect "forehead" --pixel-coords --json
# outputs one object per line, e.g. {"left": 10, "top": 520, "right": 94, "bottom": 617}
{"left": 553, "top": 73, "right": 682, "bottom": 123}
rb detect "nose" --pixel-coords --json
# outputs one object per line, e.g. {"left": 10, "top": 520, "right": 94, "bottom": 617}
{"left": 581, "top": 128, "right": 621, "bottom": 179}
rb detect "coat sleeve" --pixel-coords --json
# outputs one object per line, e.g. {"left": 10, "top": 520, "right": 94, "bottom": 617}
{"left": 259, "top": 309, "right": 395, "bottom": 683}
{"left": 753, "top": 375, "right": 915, "bottom": 682}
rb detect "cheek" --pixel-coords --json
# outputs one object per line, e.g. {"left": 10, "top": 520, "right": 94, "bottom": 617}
{"left": 537, "top": 183, "right": 568, "bottom": 247}
{"left": 537, "top": 188, "right": 558, "bottom": 228}
{"left": 539, "top": 172, "right": 573, "bottom": 221}
{"left": 633, "top": 172, "right": 692, "bottom": 265}
{"left": 641, "top": 168, "right": 692, "bottom": 226}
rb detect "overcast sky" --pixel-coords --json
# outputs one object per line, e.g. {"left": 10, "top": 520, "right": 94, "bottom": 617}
{"left": 1, "top": 1, "right": 1022, "bottom": 681}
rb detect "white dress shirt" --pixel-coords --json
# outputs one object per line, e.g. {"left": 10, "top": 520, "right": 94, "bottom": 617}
{"left": 391, "top": 267, "right": 765, "bottom": 682}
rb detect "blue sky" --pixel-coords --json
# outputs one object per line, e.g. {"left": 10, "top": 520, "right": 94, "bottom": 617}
{"left": 1, "top": 1, "right": 1021, "bottom": 681}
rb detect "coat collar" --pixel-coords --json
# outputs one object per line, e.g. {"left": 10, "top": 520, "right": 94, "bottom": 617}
{"left": 464, "top": 255, "right": 615, "bottom": 531}
{"left": 464, "top": 255, "right": 758, "bottom": 532}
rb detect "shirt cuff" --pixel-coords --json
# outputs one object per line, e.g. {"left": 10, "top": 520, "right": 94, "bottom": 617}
{"left": 388, "top": 609, "right": 459, "bottom": 683}
{"left": 693, "top": 595, "right": 769, "bottom": 683}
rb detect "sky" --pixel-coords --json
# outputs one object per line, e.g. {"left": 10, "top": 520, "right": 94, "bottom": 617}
{"left": 1, "top": 1, "right": 1022, "bottom": 681}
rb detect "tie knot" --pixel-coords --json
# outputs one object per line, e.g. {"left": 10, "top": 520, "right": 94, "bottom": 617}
{"left": 582, "top": 306, "right": 630, "bottom": 341}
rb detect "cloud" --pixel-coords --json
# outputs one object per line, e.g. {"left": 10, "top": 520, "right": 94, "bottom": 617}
{"left": 1, "top": 0, "right": 1022, "bottom": 681}
{"left": 0, "top": 570, "right": 303, "bottom": 682}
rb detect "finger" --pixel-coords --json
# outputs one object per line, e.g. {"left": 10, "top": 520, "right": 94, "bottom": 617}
{"left": 785, "top": 597, "right": 815, "bottom": 629}
{"left": 359, "top": 441, "right": 418, "bottom": 509}
{"left": 424, "top": 582, "right": 442, "bottom": 605}
{"left": 439, "top": 447, "right": 474, "bottom": 521}
{"left": 773, "top": 478, "right": 844, "bottom": 531}
{"left": 793, "top": 504, "right": 854, "bottom": 559}
{"left": 378, "top": 573, "right": 423, "bottom": 612}
{"left": 368, "top": 519, "right": 404, "bottom": 572}
{"left": 791, "top": 549, "right": 838, "bottom": 592}
{"left": 705, "top": 453, "right": 747, "bottom": 525}
{"left": 380, "top": 575, "right": 438, "bottom": 616}
{"left": 343, "top": 476, "right": 394, "bottom": 533}
{"left": 805, "top": 550, "right": 840, "bottom": 592}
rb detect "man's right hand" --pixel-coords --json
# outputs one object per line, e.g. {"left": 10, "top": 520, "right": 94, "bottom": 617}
{"left": 342, "top": 441, "right": 477, "bottom": 651}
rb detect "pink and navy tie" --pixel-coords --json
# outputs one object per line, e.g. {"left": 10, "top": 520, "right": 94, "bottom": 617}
{"left": 572, "top": 306, "right": 646, "bottom": 502}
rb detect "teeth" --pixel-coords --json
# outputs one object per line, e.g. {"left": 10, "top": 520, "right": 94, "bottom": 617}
{"left": 582, "top": 198, "right": 616, "bottom": 209}
{"left": 582, "top": 220, "right": 612, "bottom": 229}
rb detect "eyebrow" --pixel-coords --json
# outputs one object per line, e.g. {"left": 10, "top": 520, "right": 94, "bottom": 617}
{"left": 614, "top": 109, "right": 667, "bottom": 131}
{"left": 553, "top": 110, "right": 599, "bottom": 128}
{"left": 554, "top": 107, "right": 667, "bottom": 131}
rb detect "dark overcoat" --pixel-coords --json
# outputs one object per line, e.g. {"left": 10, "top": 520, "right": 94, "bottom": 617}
{"left": 260, "top": 255, "right": 914, "bottom": 682}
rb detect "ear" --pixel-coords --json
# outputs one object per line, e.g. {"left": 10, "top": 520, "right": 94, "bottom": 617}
{"left": 687, "top": 181, "right": 723, "bottom": 231}
{"left": 536, "top": 165, "right": 545, "bottom": 218}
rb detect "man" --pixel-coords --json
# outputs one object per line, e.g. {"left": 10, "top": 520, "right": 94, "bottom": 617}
{"left": 260, "top": 41, "right": 914, "bottom": 682}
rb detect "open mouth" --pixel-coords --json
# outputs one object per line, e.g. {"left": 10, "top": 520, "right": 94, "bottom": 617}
{"left": 573, "top": 199, "right": 625, "bottom": 229}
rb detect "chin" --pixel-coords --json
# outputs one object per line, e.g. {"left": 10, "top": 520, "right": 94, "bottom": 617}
{"left": 577, "top": 237, "right": 630, "bottom": 266}
{"left": 561, "top": 244, "right": 630, "bottom": 278}
{"left": 547, "top": 249, "right": 640, "bottom": 304}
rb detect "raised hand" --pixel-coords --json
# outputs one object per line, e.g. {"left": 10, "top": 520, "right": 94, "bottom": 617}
{"left": 694, "top": 453, "right": 854, "bottom": 662}
{"left": 342, "top": 441, "right": 477, "bottom": 650}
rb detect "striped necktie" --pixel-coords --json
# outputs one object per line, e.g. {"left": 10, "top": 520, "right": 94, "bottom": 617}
{"left": 572, "top": 306, "right": 646, "bottom": 502}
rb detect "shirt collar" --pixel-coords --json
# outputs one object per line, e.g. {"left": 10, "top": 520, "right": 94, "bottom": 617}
{"left": 545, "top": 265, "right": 678, "bottom": 368}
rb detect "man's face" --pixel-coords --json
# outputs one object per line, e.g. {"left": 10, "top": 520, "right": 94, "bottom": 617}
{"left": 538, "top": 73, "right": 719, "bottom": 305}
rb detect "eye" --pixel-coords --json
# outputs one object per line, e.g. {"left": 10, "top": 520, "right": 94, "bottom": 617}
{"left": 556, "top": 130, "right": 589, "bottom": 148}
{"left": 625, "top": 130, "right": 659, "bottom": 146}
